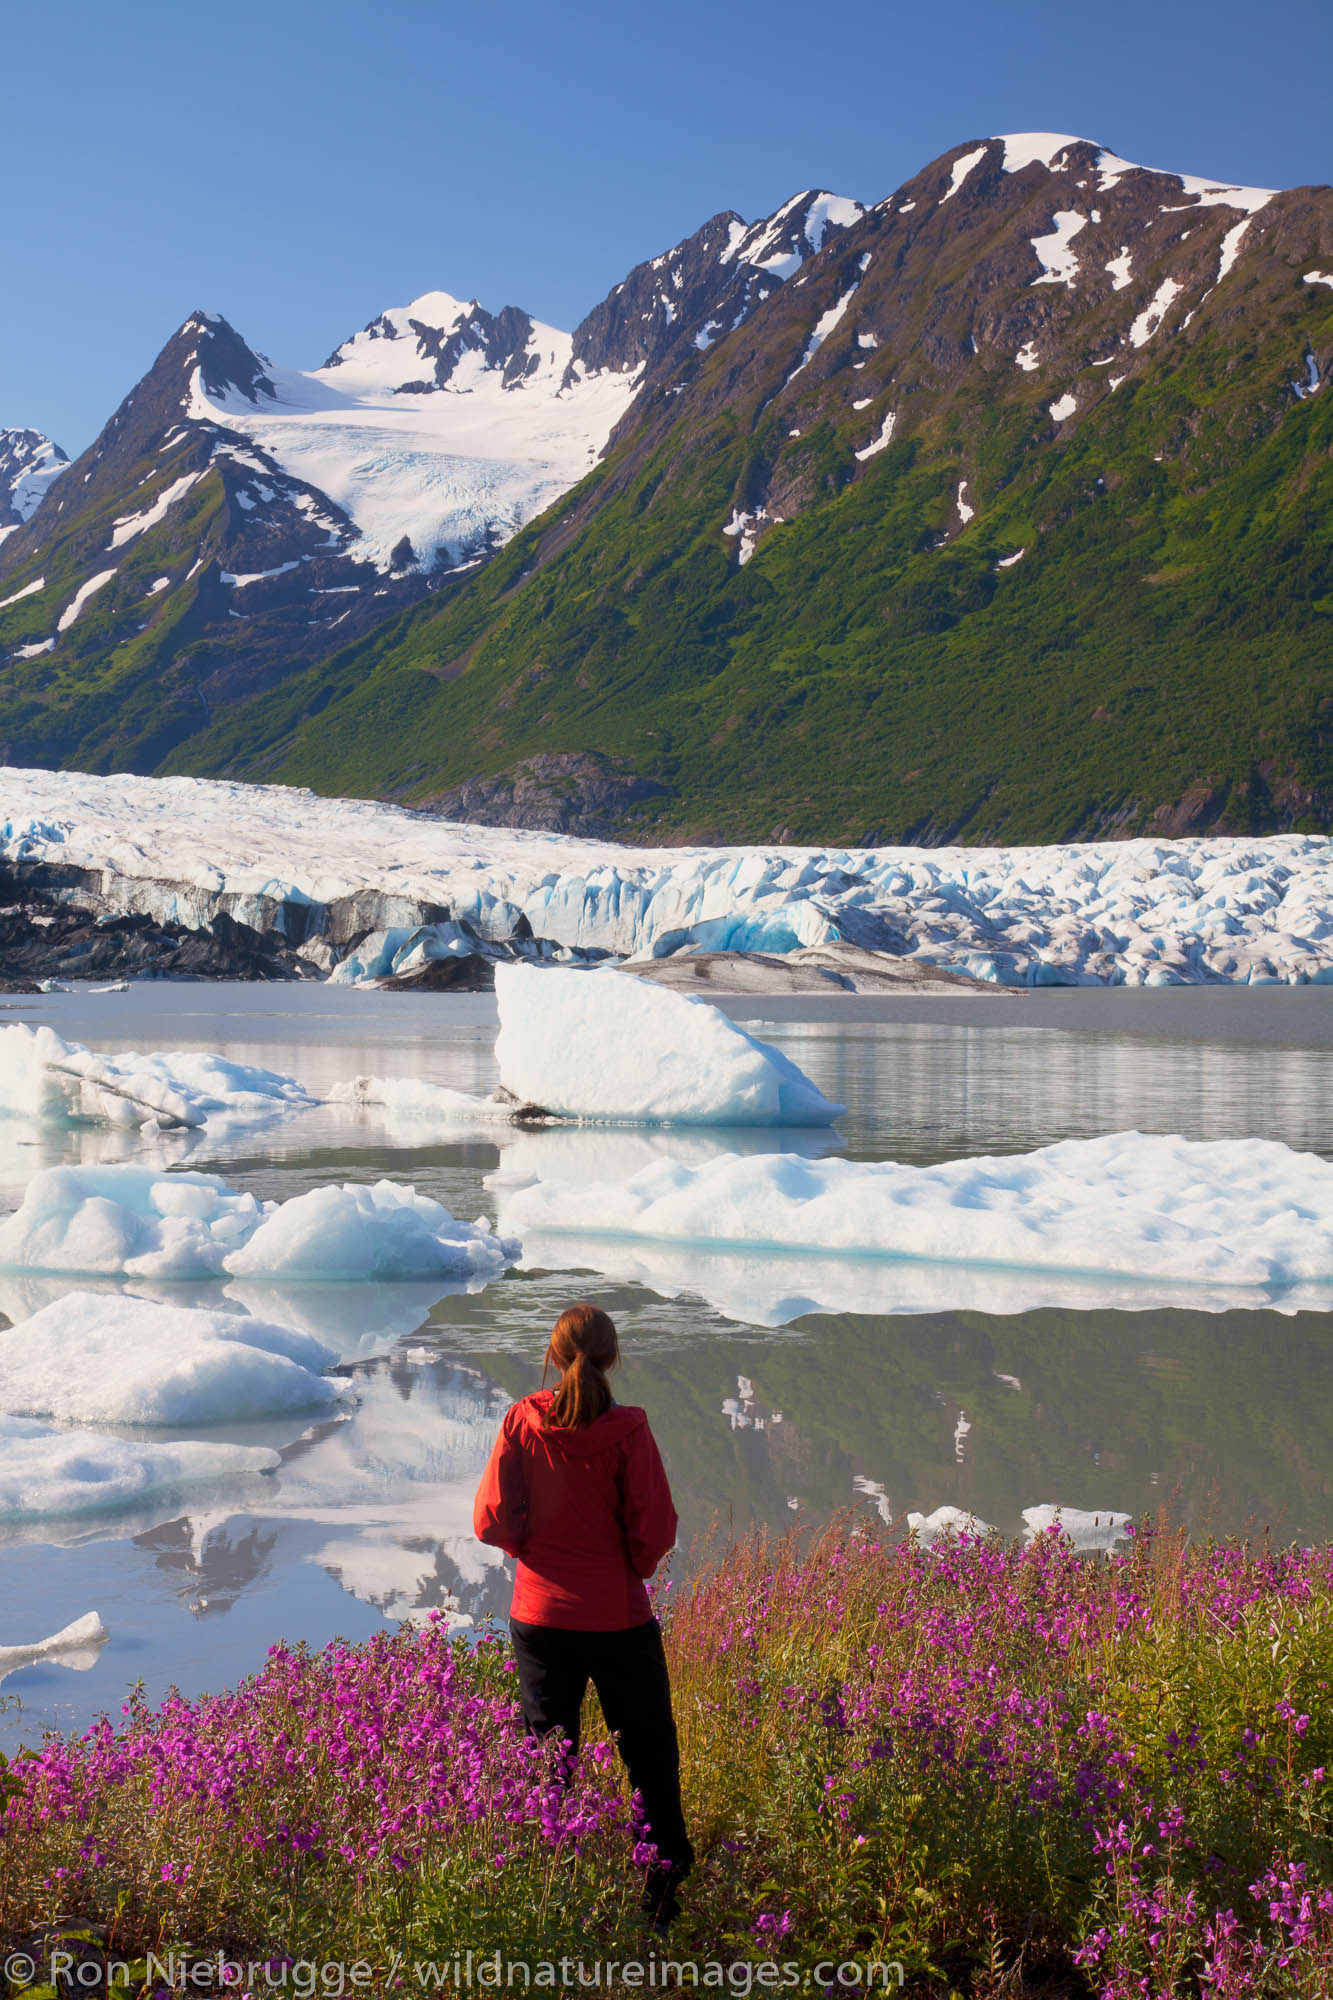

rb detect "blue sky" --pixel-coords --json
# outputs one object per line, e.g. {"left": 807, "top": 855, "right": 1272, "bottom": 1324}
{"left": 6, "top": 0, "right": 1330, "bottom": 455}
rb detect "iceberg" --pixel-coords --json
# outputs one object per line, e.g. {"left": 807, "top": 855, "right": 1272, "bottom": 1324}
{"left": 0, "top": 1022, "right": 318, "bottom": 1132}
{"left": 1023, "top": 1504, "right": 1133, "bottom": 1551}
{"left": 0, "top": 1292, "right": 348, "bottom": 1425}
{"left": 905, "top": 1505, "right": 993, "bottom": 1546}
{"left": 498, "top": 1131, "right": 1333, "bottom": 1294}
{"left": 492, "top": 962, "right": 842, "bottom": 1125}
{"left": 0, "top": 1412, "right": 279, "bottom": 1520}
{"left": 0, "top": 1164, "right": 518, "bottom": 1283}
{"left": 0, "top": 1611, "right": 108, "bottom": 1687}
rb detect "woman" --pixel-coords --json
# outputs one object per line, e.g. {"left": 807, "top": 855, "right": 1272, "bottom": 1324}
{"left": 473, "top": 1302, "right": 692, "bottom": 1927}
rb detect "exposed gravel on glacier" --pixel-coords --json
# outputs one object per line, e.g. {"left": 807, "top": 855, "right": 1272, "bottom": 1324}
{"left": 0, "top": 768, "right": 1329, "bottom": 985}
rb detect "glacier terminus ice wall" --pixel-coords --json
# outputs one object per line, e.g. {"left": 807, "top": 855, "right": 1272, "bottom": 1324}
{"left": 0, "top": 767, "right": 1331, "bottom": 986}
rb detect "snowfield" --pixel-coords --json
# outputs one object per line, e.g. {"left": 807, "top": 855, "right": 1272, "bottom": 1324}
{"left": 0, "top": 767, "right": 1330, "bottom": 986}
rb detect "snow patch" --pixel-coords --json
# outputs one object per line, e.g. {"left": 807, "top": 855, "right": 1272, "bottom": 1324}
{"left": 1129, "top": 279, "right": 1184, "bottom": 348}
{"left": 942, "top": 145, "right": 987, "bottom": 202}
{"left": 1106, "top": 248, "right": 1133, "bottom": 291}
{"left": 786, "top": 285, "right": 859, "bottom": 384}
{"left": 1030, "top": 211, "right": 1087, "bottom": 286}
{"left": 854, "top": 412, "right": 897, "bottom": 460}
{"left": 0, "top": 577, "right": 44, "bottom": 611}
{"left": 55, "top": 568, "right": 116, "bottom": 633}
{"left": 1048, "top": 392, "right": 1078, "bottom": 422}
{"left": 107, "top": 471, "right": 202, "bottom": 550}
{"left": 995, "top": 547, "right": 1026, "bottom": 569}
{"left": 1014, "top": 342, "right": 1040, "bottom": 372}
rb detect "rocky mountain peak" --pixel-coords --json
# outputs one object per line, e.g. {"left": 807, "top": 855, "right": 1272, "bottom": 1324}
{"left": 0, "top": 429, "right": 68, "bottom": 533}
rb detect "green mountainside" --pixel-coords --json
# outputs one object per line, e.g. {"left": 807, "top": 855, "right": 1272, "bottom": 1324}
{"left": 6, "top": 136, "right": 1333, "bottom": 844}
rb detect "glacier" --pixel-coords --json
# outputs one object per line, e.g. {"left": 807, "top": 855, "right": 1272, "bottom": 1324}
{"left": 0, "top": 1292, "right": 349, "bottom": 1426}
{"left": 0, "top": 767, "right": 1329, "bottom": 986}
{"left": 492, "top": 962, "right": 842, "bottom": 1124}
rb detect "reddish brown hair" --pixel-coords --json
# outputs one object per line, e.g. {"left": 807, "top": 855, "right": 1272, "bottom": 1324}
{"left": 542, "top": 1303, "right": 618, "bottom": 1429}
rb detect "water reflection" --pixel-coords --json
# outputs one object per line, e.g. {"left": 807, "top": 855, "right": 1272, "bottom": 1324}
{"left": 1, "top": 984, "right": 1332, "bottom": 1750}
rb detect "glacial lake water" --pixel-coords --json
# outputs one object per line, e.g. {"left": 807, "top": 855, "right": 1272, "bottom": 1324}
{"left": 1, "top": 979, "right": 1332, "bottom": 1752}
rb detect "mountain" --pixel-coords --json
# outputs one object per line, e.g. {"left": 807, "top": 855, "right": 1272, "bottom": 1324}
{"left": 0, "top": 429, "right": 67, "bottom": 541}
{"left": 2, "top": 135, "right": 1331, "bottom": 842}
{"left": 0, "top": 192, "right": 861, "bottom": 776}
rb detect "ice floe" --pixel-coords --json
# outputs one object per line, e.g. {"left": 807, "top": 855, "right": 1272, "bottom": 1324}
{"left": 499, "top": 1132, "right": 1333, "bottom": 1296}
{"left": 492, "top": 963, "right": 842, "bottom": 1126}
{"left": 0, "top": 1292, "right": 348, "bottom": 1425}
{"left": 905, "top": 1505, "right": 992, "bottom": 1546}
{"left": 0, "top": 1022, "right": 318, "bottom": 1132}
{"left": 1023, "top": 1503, "right": 1133, "bottom": 1551}
{"left": 0, "top": 1164, "right": 517, "bottom": 1283}
{"left": 1, "top": 766, "right": 1332, "bottom": 986}
{"left": 0, "top": 1611, "right": 108, "bottom": 1686}
{"left": 0, "top": 1413, "right": 278, "bottom": 1521}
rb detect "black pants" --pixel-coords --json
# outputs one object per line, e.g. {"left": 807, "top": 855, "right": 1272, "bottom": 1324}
{"left": 509, "top": 1616, "right": 694, "bottom": 1902}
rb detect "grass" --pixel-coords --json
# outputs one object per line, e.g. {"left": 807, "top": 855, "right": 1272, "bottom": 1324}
{"left": 3, "top": 1519, "right": 1332, "bottom": 1996}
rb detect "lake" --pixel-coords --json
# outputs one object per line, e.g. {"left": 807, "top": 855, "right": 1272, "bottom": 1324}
{"left": 1, "top": 980, "right": 1331, "bottom": 1751}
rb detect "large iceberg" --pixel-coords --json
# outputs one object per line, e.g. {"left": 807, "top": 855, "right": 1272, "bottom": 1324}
{"left": 0, "top": 765, "right": 1330, "bottom": 986}
{"left": 0, "top": 1292, "right": 348, "bottom": 1424}
{"left": 0, "top": 1164, "right": 518, "bottom": 1282}
{"left": 0, "top": 1022, "right": 317, "bottom": 1132}
{"left": 498, "top": 1131, "right": 1333, "bottom": 1293}
{"left": 492, "top": 962, "right": 842, "bottom": 1125}
{"left": 0, "top": 1412, "right": 279, "bottom": 1521}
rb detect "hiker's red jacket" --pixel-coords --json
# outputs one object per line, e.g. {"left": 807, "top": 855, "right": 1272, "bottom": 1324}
{"left": 473, "top": 1390, "right": 678, "bottom": 1630}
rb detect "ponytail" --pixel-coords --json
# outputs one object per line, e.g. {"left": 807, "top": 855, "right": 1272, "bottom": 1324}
{"left": 543, "top": 1303, "right": 618, "bottom": 1429}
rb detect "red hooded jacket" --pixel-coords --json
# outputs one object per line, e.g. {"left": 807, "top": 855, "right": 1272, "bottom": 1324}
{"left": 473, "top": 1391, "right": 678, "bottom": 1630}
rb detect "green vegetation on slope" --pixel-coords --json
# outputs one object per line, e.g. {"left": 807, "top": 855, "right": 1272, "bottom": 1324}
{"left": 159, "top": 288, "right": 1333, "bottom": 843}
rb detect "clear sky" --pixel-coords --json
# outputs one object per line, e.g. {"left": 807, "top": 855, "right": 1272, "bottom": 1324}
{"left": 5, "top": 0, "right": 1330, "bottom": 456}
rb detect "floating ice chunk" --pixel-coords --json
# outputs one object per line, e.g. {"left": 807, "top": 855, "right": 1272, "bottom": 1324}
{"left": 0, "top": 1292, "right": 347, "bottom": 1424}
{"left": 905, "top": 1505, "right": 992, "bottom": 1546}
{"left": 330, "top": 1075, "right": 519, "bottom": 1124}
{"left": 492, "top": 963, "right": 842, "bottom": 1126}
{"left": 500, "top": 1131, "right": 1333, "bottom": 1290}
{"left": 1023, "top": 1503, "right": 1132, "bottom": 1551}
{"left": 0, "top": 1611, "right": 108, "bottom": 1686}
{"left": 0, "top": 1412, "right": 278, "bottom": 1520}
{"left": 0, "top": 1163, "right": 517, "bottom": 1283}
{"left": 0, "top": 1023, "right": 317, "bottom": 1133}
{"left": 224, "top": 1178, "right": 518, "bottom": 1282}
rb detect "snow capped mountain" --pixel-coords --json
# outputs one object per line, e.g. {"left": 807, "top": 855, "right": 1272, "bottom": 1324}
{"left": 190, "top": 292, "right": 642, "bottom": 574}
{"left": 0, "top": 134, "right": 1327, "bottom": 842}
{"left": 0, "top": 429, "right": 68, "bottom": 541}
